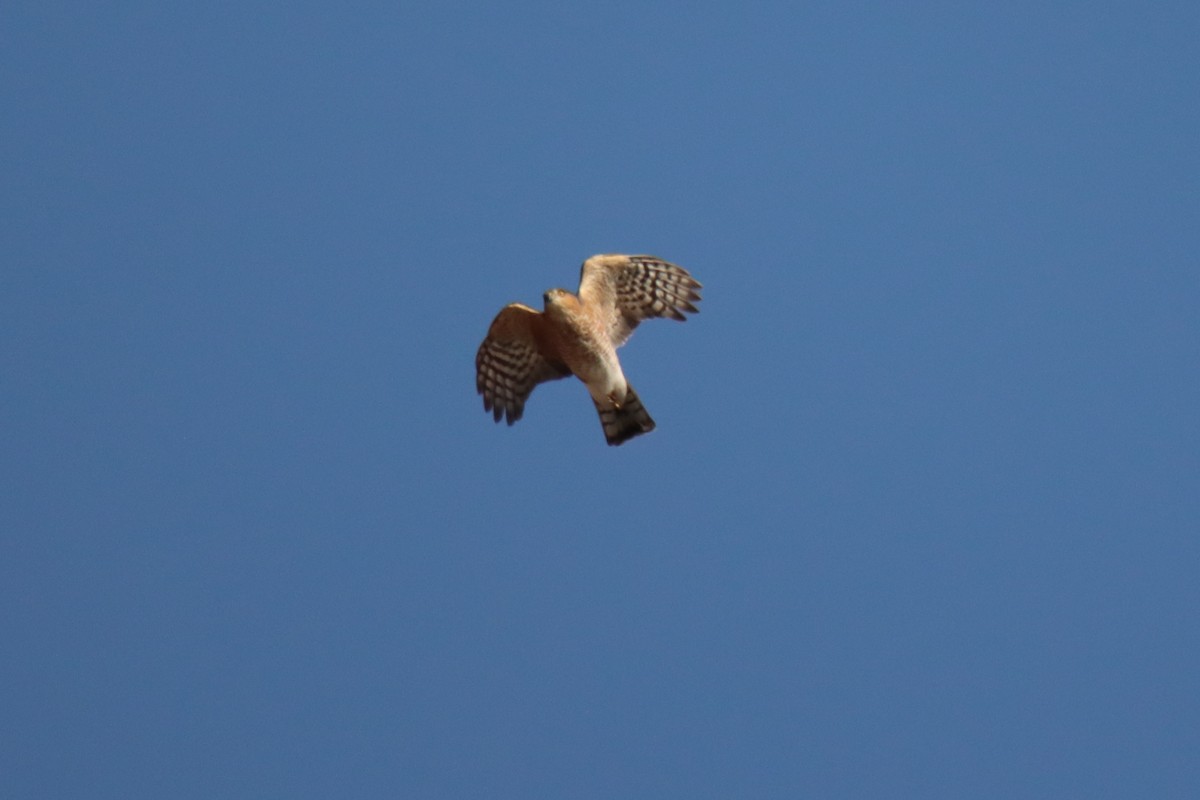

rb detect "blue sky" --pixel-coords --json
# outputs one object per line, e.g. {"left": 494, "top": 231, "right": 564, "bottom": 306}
{"left": 3, "top": 2, "right": 1198, "bottom": 797}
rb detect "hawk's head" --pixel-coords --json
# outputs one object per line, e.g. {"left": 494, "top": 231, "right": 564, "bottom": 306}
{"left": 542, "top": 288, "right": 574, "bottom": 311}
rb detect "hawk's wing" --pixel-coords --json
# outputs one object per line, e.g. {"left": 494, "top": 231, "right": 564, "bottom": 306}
{"left": 577, "top": 254, "right": 702, "bottom": 348}
{"left": 476, "top": 303, "right": 571, "bottom": 425}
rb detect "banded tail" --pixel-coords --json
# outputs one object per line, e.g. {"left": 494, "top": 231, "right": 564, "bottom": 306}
{"left": 594, "top": 385, "right": 656, "bottom": 446}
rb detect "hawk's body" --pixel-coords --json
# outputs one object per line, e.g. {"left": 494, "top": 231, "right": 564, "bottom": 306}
{"left": 476, "top": 254, "right": 702, "bottom": 445}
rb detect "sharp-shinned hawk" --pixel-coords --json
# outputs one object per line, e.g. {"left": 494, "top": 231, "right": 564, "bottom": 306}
{"left": 476, "top": 254, "right": 702, "bottom": 446}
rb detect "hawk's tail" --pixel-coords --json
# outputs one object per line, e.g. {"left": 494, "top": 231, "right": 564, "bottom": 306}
{"left": 595, "top": 385, "right": 656, "bottom": 446}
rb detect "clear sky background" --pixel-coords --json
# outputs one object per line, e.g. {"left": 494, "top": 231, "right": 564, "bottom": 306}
{"left": 3, "top": 3, "right": 1198, "bottom": 797}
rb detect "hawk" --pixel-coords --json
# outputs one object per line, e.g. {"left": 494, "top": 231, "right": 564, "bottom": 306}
{"left": 476, "top": 254, "right": 702, "bottom": 446}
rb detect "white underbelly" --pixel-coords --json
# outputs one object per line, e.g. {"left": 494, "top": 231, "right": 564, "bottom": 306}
{"left": 574, "top": 351, "right": 627, "bottom": 406}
